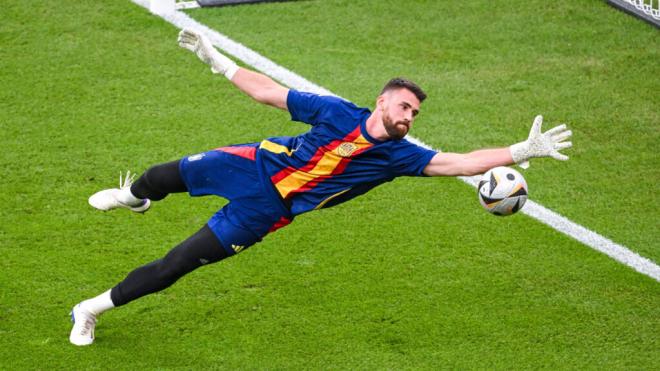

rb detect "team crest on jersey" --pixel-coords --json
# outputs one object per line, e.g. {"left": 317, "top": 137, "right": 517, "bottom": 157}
{"left": 337, "top": 142, "right": 358, "bottom": 157}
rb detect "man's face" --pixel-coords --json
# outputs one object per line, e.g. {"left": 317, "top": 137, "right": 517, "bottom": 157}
{"left": 379, "top": 88, "right": 421, "bottom": 140}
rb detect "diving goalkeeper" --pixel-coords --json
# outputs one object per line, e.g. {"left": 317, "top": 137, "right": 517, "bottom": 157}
{"left": 69, "top": 29, "right": 572, "bottom": 346}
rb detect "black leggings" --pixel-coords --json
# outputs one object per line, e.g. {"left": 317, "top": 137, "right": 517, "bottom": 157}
{"left": 109, "top": 161, "right": 229, "bottom": 307}
{"left": 130, "top": 160, "right": 187, "bottom": 201}
{"left": 110, "top": 225, "right": 228, "bottom": 306}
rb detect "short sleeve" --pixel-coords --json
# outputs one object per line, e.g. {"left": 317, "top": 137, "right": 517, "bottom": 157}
{"left": 287, "top": 90, "right": 351, "bottom": 126}
{"left": 390, "top": 140, "right": 437, "bottom": 177}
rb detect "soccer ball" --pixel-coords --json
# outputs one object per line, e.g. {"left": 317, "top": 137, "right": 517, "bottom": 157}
{"left": 477, "top": 166, "right": 528, "bottom": 216}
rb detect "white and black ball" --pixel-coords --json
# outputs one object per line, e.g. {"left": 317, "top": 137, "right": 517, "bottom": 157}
{"left": 477, "top": 166, "right": 528, "bottom": 216}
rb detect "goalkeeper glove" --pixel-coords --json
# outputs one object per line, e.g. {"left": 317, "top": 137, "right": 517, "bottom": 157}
{"left": 509, "top": 115, "right": 572, "bottom": 169}
{"left": 177, "top": 29, "right": 239, "bottom": 80}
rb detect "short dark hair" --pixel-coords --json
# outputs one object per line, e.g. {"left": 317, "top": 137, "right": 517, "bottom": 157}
{"left": 381, "top": 78, "right": 427, "bottom": 102}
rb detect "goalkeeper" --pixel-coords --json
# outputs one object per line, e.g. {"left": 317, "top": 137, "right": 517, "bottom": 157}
{"left": 69, "top": 29, "right": 572, "bottom": 346}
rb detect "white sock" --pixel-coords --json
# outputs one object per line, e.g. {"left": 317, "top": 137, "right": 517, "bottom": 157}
{"left": 80, "top": 289, "right": 115, "bottom": 316}
{"left": 117, "top": 187, "right": 144, "bottom": 206}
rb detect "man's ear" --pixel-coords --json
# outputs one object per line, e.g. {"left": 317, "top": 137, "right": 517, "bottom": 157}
{"left": 376, "top": 94, "right": 386, "bottom": 109}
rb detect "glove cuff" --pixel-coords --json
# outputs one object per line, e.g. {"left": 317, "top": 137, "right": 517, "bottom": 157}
{"left": 208, "top": 50, "right": 239, "bottom": 80}
{"left": 223, "top": 63, "right": 239, "bottom": 80}
{"left": 509, "top": 141, "right": 529, "bottom": 164}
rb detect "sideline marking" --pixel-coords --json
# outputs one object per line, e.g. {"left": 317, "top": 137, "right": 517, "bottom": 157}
{"left": 131, "top": 0, "right": 660, "bottom": 282}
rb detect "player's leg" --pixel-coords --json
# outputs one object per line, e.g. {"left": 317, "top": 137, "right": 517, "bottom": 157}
{"left": 69, "top": 224, "right": 227, "bottom": 346}
{"left": 129, "top": 160, "right": 187, "bottom": 201}
{"left": 110, "top": 225, "right": 227, "bottom": 306}
{"left": 73, "top": 146, "right": 291, "bottom": 345}
{"left": 88, "top": 160, "right": 186, "bottom": 212}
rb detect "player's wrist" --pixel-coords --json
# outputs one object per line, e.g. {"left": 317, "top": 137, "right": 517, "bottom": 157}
{"left": 221, "top": 63, "right": 239, "bottom": 80}
{"left": 207, "top": 49, "right": 239, "bottom": 79}
{"left": 509, "top": 141, "right": 530, "bottom": 163}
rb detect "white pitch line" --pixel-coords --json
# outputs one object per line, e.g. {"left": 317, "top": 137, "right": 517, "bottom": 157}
{"left": 131, "top": 0, "right": 660, "bottom": 283}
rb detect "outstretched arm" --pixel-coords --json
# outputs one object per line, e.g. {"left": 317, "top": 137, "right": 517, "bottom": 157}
{"left": 423, "top": 115, "right": 572, "bottom": 176}
{"left": 177, "top": 29, "right": 289, "bottom": 111}
{"left": 423, "top": 148, "right": 514, "bottom": 177}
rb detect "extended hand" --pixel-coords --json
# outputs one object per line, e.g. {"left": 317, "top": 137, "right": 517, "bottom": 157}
{"left": 177, "top": 29, "right": 238, "bottom": 79}
{"left": 510, "top": 115, "right": 573, "bottom": 168}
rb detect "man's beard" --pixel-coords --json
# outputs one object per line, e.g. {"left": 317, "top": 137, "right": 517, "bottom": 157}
{"left": 383, "top": 112, "right": 409, "bottom": 140}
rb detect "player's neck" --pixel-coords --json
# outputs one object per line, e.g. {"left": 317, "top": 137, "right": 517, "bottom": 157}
{"left": 365, "top": 112, "right": 390, "bottom": 141}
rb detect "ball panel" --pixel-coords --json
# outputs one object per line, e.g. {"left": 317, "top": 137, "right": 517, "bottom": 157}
{"left": 511, "top": 196, "right": 526, "bottom": 213}
{"left": 508, "top": 182, "right": 528, "bottom": 197}
{"left": 488, "top": 171, "right": 498, "bottom": 196}
{"left": 478, "top": 190, "right": 505, "bottom": 207}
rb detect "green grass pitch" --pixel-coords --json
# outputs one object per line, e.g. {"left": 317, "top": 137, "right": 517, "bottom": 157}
{"left": 0, "top": 0, "right": 658, "bottom": 369}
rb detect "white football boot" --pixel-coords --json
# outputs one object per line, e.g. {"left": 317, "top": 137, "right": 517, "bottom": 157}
{"left": 69, "top": 304, "right": 97, "bottom": 346}
{"left": 88, "top": 171, "right": 151, "bottom": 213}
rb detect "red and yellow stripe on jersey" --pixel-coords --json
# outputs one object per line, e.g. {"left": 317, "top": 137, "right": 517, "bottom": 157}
{"left": 267, "top": 126, "right": 373, "bottom": 200}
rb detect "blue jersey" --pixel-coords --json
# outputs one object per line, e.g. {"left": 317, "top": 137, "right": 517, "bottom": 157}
{"left": 254, "top": 90, "right": 437, "bottom": 216}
